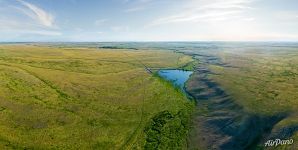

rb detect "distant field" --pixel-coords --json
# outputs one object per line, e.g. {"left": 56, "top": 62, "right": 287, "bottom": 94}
{"left": 211, "top": 47, "right": 298, "bottom": 115}
{"left": 209, "top": 47, "right": 298, "bottom": 149}
{"left": 183, "top": 44, "right": 298, "bottom": 149}
{"left": 0, "top": 44, "right": 194, "bottom": 149}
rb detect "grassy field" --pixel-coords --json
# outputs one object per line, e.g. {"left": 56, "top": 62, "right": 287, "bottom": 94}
{"left": 0, "top": 44, "right": 194, "bottom": 149}
{"left": 206, "top": 47, "right": 297, "bottom": 113}
{"left": 205, "top": 46, "right": 298, "bottom": 149}
{"left": 2, "top": 42, "right": 296, "bottom": 149}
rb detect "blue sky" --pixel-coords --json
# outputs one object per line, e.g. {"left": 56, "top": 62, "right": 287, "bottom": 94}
{"left": 0, "top": 0, "right": 298, "bottom": 42}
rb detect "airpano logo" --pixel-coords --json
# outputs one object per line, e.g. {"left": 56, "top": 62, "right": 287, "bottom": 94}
{"left": 265, "top": 139, "right": 294, "bottom": 147}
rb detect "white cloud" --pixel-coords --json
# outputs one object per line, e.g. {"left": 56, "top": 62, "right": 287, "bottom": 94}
{"left": 0, "top": 0, "right": 60, "bottom": 40}
{"left": 148, "top": 0, "right": 254, "bottom": 27}
{"left": 17, "top": 0, "right": 55, "bottom": 28}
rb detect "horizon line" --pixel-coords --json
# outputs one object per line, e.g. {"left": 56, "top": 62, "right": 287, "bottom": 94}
{"left": 1, "top": 40, "right": 298, "bottom": 43}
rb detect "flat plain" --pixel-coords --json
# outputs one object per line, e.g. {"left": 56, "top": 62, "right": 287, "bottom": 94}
{"left": 0, "top": 44, "right": 194, "bottom": 149}
{"left": 0, "top": 42, "right": 297, "bottom": 150}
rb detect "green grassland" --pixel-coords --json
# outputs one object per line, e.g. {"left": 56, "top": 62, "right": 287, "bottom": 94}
{"left": 207, "top": 47, "right": 298, "bottom": 149}
{"left": 0, "top": 44, "right": 194, "bottom": 149}
{"left": 209, "top": 48, "right": 298, "bottom": 114}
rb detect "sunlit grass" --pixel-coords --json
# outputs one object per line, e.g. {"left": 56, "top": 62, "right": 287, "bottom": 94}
{"left": 0, "top": 44, "right": 194, "bottom": 149}
{"left": 210, "top": 49, "right": 298, "bottom": 115}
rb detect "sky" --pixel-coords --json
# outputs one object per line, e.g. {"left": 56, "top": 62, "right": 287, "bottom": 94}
{"left": 0, "top": 0, "right": 298, "bottom": 42}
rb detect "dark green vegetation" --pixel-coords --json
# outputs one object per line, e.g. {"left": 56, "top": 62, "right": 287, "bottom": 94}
{"left": 0, "top": 44, "right": 194, "bottom": 149}
{"left": 143, "top": 76, "right": 193, "bottom": 149}
{"left": 144, "top": 109, "right": 191, "bottom": 149}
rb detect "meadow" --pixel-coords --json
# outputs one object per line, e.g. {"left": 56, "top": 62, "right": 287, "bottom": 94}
{"left": 210, "top": 46, "right": 298, "bottom": 149}
{"left": 0, "top": 44, "right": 194, "bottom": 149}
{"left": 1, "top": 42, "right": 297, "bottom": 150}
{"left": 181, "top": 43, "right": 298, "bottom": 149}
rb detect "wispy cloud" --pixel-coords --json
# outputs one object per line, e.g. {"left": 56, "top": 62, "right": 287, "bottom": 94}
{"left": 0, "top": 18, "right": 37, "bottom": 30}
{"left": 124, "top": 0, "right": 153, "bottom": 12}
{"left": 124, "top": 6, "right": 145, "bottom": 12}
{"left": 110, "top": 26, "right": 129, "bottom": 32}
{"left": 0, "top": 0, "right": 61, "bottom": 39}
{"left": 24, "top": 30, "right": 62, "bottom": 36}
{"left": 0, "top": 29, "right": 61, "bottom": 36}
{"left": 148, "top": 0, "right": 254, "bottom": 27}
{"left": 95, "top": 19, "right": 107, "bottom": 26}
{"left": 17, "top": 0, "right": 55, "bottom": 28}
{"left": 275, "top": 11, "right": 298, "bottom": 21}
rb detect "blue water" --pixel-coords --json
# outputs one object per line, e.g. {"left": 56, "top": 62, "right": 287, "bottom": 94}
{"left": 158, "top": 70, "right": 193, "bottom": 90}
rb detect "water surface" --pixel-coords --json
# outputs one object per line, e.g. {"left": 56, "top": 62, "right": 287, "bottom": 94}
{"left": 158, "top": 69, "right": 193, "bottom": 91}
